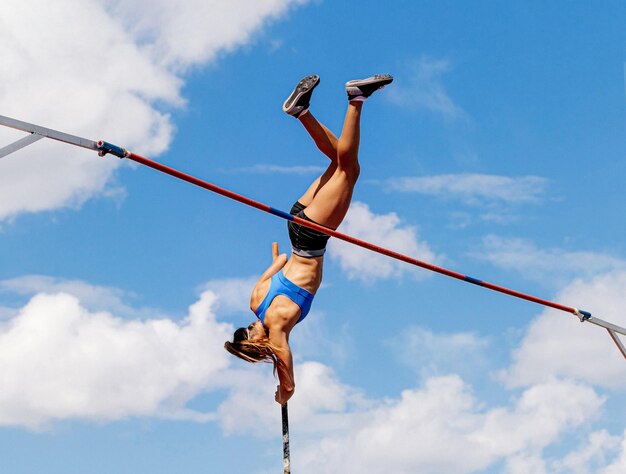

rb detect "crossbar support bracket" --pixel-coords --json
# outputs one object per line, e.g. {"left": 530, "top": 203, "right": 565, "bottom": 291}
{"left": 607, "top": 329, "right": 626, "bottom": 359}
{"left": 0, "top": 133, "right": 44, "bottom": 159}
{"left": 0, "top": 114, "right": 98, "bottom": 151}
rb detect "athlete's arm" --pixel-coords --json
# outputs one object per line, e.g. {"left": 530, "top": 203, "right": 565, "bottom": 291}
{"left": 260, "top": 242, "right": 288, "bottom": 280}
{"left": 269, "top": 328, "right": 295, "bottom": 404}
{"left": 250, "top": 242, "right": 288, "bottom": 311}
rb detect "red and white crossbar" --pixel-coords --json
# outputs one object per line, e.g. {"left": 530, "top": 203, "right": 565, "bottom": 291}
{"left": 1, "top": 113, "right": 625, "bottom": 359}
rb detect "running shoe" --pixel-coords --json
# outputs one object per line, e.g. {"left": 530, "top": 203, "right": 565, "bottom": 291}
{"left": 345, "top": 74, "right": 393, "bottom": 100}
{"left": 282, "top": 74, "right": 320, "bottom": 118}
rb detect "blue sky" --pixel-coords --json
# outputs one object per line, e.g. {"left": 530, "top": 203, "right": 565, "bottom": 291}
{"left": 1, "top": 1, "right": 626, "bottom": 472}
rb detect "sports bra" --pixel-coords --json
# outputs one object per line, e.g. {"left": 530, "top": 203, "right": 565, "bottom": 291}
{"left": 254, "top": 271, "right": 314, "bottom": 325}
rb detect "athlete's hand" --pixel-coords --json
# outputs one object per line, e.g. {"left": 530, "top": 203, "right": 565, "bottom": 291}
{"left": 275, "top": 384, "right": 294, "bottom": 405}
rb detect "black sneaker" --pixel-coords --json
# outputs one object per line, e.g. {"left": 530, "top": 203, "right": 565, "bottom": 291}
{"left": 283, "top": 74, "right": 320, "bottom": 118}
{"left": 345, "top": 74, "right": 393, "bottom": 100}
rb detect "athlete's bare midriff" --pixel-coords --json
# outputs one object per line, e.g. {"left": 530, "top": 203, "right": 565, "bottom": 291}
{"left": 249, "top": 253, "right": 323, "bottom": 318}
{"left": 282, "top": 254, "right": 324, "bottom": 294}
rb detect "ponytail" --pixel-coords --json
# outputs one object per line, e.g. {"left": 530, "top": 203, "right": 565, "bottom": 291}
{"left": 224, "top": 337, "right": 283, "bottom": 376}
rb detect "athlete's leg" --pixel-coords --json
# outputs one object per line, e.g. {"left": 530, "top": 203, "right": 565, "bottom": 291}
{"left": 295, "top": 161, "right": 337, "bottom": 208}
{"left": 293, "top": 111, "right": 342, "bottom": 207}
{"left": 297, "top": 101, "right": 362, "bottom": 229}
{"left": 283, "top": 75, "right": 339, "bottom": 162}
{"left": 296, "top": 75, "right": 393, "bottom": 229}
{"left": 283, "top": 75, "right": 338, "bottom": 207}
{"left": 288, "top": 74, "right": 392, "bottom": 224}
{"left": 298, "top": 112, "right": 338, "bottom": 162}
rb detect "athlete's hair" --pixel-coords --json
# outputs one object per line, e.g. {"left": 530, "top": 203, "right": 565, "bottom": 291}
{"left": 224, "top": 327, "right": 281, "bottom": 375}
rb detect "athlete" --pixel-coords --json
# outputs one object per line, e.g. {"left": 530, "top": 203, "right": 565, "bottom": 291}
{"left": 224, "top": 74, "right": 393, "bottom": 404}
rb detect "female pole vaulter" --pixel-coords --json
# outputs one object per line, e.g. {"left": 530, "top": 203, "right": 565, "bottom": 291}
{"left": 224, "top": 73, "right": 393, "bottom": 404}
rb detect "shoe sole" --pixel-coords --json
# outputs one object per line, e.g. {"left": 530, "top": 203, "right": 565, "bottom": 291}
{"left": 283, "top": 75, "right": 320, "bottom": 114}
{"left": 346, "top": 74, "right": 393, "bottom": 95}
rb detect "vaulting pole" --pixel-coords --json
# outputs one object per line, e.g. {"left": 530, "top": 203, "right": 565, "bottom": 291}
{"left": 282, "top": 403, "right": 291, "bottom": 474}
{"left": 1, "top": 114, "right": 625, "bottom": 358}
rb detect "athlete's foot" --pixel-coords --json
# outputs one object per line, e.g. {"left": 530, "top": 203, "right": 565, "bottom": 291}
{"left": 345, "top": 74, "right": 393, "bottom": 102}
{"left": 283, "top": 74, "right": 320, "bottom": 118}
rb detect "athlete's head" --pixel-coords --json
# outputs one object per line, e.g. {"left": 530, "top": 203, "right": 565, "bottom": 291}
{"left": 224, "top": 321, "right": 280, "bottom": 373}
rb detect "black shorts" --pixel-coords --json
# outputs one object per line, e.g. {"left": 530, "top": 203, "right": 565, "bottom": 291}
{"left": 287, "top": 201, "right": 332, "bottom": 258}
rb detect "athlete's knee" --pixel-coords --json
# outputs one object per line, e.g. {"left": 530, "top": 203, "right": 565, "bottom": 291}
{"left": 351, "top": 163, "right": 361, "bottom": 181}
{"left": 323, "top": 161, "right": 338, "bottom": 178}
{"left": 340, "top": 162, "right": 360, "bottom": 184}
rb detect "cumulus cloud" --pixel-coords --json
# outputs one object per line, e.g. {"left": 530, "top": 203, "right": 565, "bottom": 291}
{"left": 0, "top": 275, "right": 357, "bottom": 432}
{"left": 386, "top": 173, "right": 548, "bottom": 206}
{"left": 296, "top": 376, "right": 604, "bottom": 474}
{"left": 501, "top": 270, "right": 626, "bottom": 390}
{"left": 214, "top": 367, "right": 281, "bottom": 437}
{"left": 199, "top": 276, "right": 259, "bottom": 315}
{"left": 602, "top": 429, "right": 626, "bottom": 474}
{"left": 477, "top": 235, "right": 626, "bottom": 287}
{"left": 0, "top": 275, "right": 622, "bottom": 473}
{"left": 289, "top": 311, "right": 357, "bottom": 366}
{"left": 0, "top": 288, "right": 233, "bottom": 429}
{"left": 104, "top": 0, "right": 308, "bottom": 71}
{"left": 0, "top": 274, "right": 164, "bottom": 319}
{"left": 289, "top": 362, "right": 369, "bottom": 430}
{"left": 551, "top": 430, "right": 621, "bottom": 474}
{"left": 217, "top": 361, "right": 367, "bottom": 438}
{"left": 387, "top": 57, "right": 465, "bottom": 119}
{"left": 328, "top": 201, "right": 440, "bottom": 282}
{"left": 0, "top": 0, "right": 308, "bottom": 221}
{"left": 390, "top": 326, "right": 491, "bottom": 378}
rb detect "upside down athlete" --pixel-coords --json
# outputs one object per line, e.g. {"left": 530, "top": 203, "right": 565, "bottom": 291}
{"left": 225, "top": 73, "right": 393, "bottom": 404}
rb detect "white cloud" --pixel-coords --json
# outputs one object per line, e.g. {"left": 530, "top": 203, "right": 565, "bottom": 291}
{"left": 551, "top": 430, "right": 621, "bottom": 474}
{"left": 200, "top": 276, "right": 259, "bottom": 315}
{"left": 601, "top": 429, "right": 626, "bottom": 474}
{"left": 0, "top": 288, "right": 233, "bottom": 429}
{"left": 214, "top": 367, "right": 280, "bottom": 437}
{"left": 290, "top": 362, "right": 368, "bottom": 429}
{"left": 477, "top": 235, "right": 626, "bottom": 287}
{"left": 390, "top": 326, "right": 490, "bottom": 378}
{"left": 0, "top": 274, "right": 164, "bottom": 320}
{"left": 0, "top": 274, "right": 362, "bottom": 432}
{"left": 104, "top": 0, "right": 309, "bottom": 71}
{"left": 474, "top": 380, "right": 603, "bottom": 455}
{"left": 0, "top": 0, "right": 309, "bottom": 221}
{"left": 386, "top": 173, "right": 548, "bottom": 206}
{"left": 387, "top": 57, "right": 464, "bottom": 119}
{"left": 502, "top": 270, "right": 626, "bottom": 390}
{"left": 216, "top": 361, "right": 367, "bottom": 438}
{"left": 328, "top": 201, "right": 440, "bottom": 282}
{"left": 505, "top": 454, "right": 548, "bottom": 474}
{"left": 290, "top": 312, "right": 356, "bottom": 366}
{"left": 295, "top": 376, "right": 604, "bottom": 474}
{"left": 0, "top": 275, "right": 621, "bottom": 474}
{"left": 215, "top": 344, "right": 621, "bottom": 473}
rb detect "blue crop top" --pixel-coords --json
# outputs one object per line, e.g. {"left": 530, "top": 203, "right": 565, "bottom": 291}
{"left": 254, "top": 271, "right": 314, "bottom": 325}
